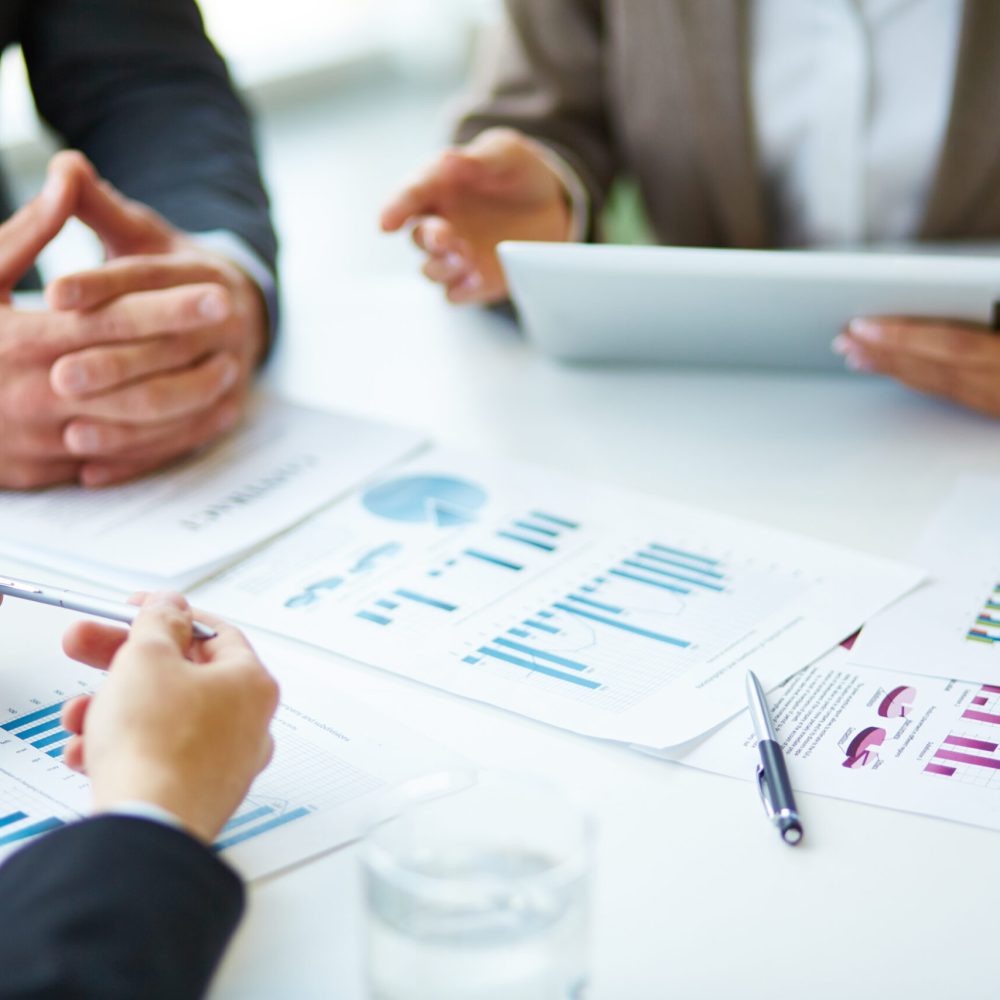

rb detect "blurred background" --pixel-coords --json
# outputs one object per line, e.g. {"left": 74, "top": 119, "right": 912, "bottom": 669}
{"left": 0, "top": 0, "right": 500, "bottom": 334}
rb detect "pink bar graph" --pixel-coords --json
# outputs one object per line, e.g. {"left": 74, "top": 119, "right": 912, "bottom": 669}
{"left": 934, "top": 749, "right": 1000, "bottom": 770}
{"left": 981, "top": 685, "right": 1000, "bottom": 695}
{"left": 972, "top": 696, "right": 989, "bottom": 706}
{"left": 961, "top": 709, "right": 1000, "bottom": 726}
{"left": 944, "top": 735, "right": 999, "bottom": 753}
{"left": 924, "top": 763, "right": 956, "bottom": 777}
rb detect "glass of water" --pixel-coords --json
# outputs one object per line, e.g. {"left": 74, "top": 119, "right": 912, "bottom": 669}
{"left": 361, "top": 771, "right": 593, "bottom": 1000}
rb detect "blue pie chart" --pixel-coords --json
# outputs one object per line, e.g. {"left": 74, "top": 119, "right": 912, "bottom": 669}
{"left": 362, "top": 475, "right": 488, "bottom": 527}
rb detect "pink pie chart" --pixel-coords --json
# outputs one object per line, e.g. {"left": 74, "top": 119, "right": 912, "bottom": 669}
{"left": 878, "top": 686, "right": 917, "bottom": 719}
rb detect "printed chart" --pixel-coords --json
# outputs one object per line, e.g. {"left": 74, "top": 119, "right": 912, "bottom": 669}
{"left": 196, "top": 449, "right": 921, "bottom": 747}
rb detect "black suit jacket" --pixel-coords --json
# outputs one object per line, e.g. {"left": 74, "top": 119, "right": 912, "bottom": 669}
{"left": 0, "top": 0, "right": 277, "bottom": 286}
{"left": 0, "top": 816, "right": 244, "bottom": 999}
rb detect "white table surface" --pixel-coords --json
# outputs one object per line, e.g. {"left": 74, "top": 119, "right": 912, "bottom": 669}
{"left": 206, "top": 276, "right": 1000, "bottom": 999}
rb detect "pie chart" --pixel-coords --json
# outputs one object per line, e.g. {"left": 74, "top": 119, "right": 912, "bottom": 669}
{"left": 362, "top": 475, "right": 488, "bottom": 527}
{"left": 877, "top": 685, "right": 917, "bottom": 719}
{"left": 842, "top": 726, "right": 886, "bottom": 769}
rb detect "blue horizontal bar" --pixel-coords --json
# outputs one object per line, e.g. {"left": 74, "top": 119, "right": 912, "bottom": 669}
{"left": 498, "top": 531, "right": 555, "bottom": 552}
{"left": 530, "top": 511, "right": 580, "bottom": 530}
{"left": 395, "top": 589, "right": 457, "bottom": 613}
{"left": 222, "top": 805, "right": 274, "bottom": 833}
{"left": 17, "top": 718, "right": 62, "bottom": 740}
{"left": 623, "top": 560, "right": 724, "bottom": 592}
{"left": 513, "top": 520, "right": 559, "bottom": 538}
{"left": 0, "top": 816, "right": 65, "bottom": 847}
{"left": 478, "top": 648, "right": 600, "bottom": 689}
{"left": 462, "top": 655, "right": 481, "bottom": 664}
{"left": 637, "top": 551, "right": 725, "bottom": 579}
{"left": 47, "top": 746, "right": 65, "bottom": 759}
{"left": 357, "top": 610, "right": 391, "bottom": 626}
{"left": 32, "top": 730, "right": 70, "bottom": 750}
{"left": 508, "top": 627, "right": 530, "bottom": 638}
{"left": 595, "top": 577, "right": 607, "bottom": 583}
{"left": 1, "top": 701, "right": 64, "bottom": 732}
{"left": 464, "top": 549, "right": 523, "bottom": 572}
{"left": 214, "top": 806, "right": 311, "bottom": 852}
{"left": 375, "top": 599, "right": 398, "bottom": 610}
{"left": 610, "top": 569, "right": 689, "bottom": 594}
{"left": 581, "top": 585, "right": 597, "bottom": 593}
{"left": 493, "top": 637, "right": 588, "bottom": 672}
{"left": 568, "top": 594, "right": 622, "bottom": 614}
{"left": 525, "top": 619, "right": 559, "bottom": 634}
{"left": 553, "top": 603, "right": 690, "bottom": 648}
{"left": 648, "top": 543, "right": 718, "bottom": 565}
{"left": 0, "top": 811, "right": 27, "bottom": 830}
{"left": 537, "top": 610, "right": 554, "bottom": 619}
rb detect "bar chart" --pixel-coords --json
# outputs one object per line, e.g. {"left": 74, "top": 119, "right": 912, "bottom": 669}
{"left": 924, "top": 684, "right": 1000, "bottom": 787}
{"left": 966, "top": 585, "right": 1000, "bottom": 645}
{"left": 1, "top": 699, "right": 76, "bottom": 760}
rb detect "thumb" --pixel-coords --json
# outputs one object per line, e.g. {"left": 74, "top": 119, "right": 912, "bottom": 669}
{"left": 0, "top": 153, "right": 78, "bottom": 294}
{"left": 123, "top": 593, "right": 194, "bottom": 660}
{"left": 74, "top": 170, "right": 175, "bottom": 257}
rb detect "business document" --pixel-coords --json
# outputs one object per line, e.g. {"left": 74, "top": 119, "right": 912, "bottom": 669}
{"left": 0, "top": 397, "right": 425, "bottom": 591}
{"left": 195, "top": 449, "right": 922, "bottom": 747}
{"left": 657, "top": 647, "right": 1000, "bottom": 833}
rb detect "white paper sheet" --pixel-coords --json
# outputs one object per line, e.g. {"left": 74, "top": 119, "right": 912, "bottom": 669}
{"left": 654, "top": 647, "right": 1000, "bottom": 834}
{"left": 852, "top": 477, "right": 1000, "bottom": 682}
{"left": 194, "top": 449, "right": 923, "bottom": 748}
{"left": 0, "top": 601, "right": 467, "bottom": 881}
{"left": 0, "top": 397, "right": 425, "bottom": 591}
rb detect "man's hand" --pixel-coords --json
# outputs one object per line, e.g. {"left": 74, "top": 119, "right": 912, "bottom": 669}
{"left": 380, "top": 128, "right": 573, "bottom": 305}
{"left": 44, "top": 155, "right": 268, "bottom": 487}
{"left": 60, "top": 594, "right": 279, "bottom": 844}
{"left": 834, "top": 317, "right": 1000, "bottom": 417}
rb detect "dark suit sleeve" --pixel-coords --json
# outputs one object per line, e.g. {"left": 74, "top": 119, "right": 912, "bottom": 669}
{"left": 0, "top": 816, "right": 244, "bottom": 1000}
{"left": 17, "top": 0, "right": 277, "bottom": 278}
{"left": 454, "top": 0, "right": 615, "bottom": 235}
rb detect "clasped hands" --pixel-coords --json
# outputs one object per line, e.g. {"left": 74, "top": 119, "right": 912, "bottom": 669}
{"left": 383, "top": 127, "right": 1000, "bottom": 419}
{"left": 1, "top": 151, "right": 268, "bottom": 490}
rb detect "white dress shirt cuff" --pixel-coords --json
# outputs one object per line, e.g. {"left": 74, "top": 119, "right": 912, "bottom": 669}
{"left": 529, "top": 142, "right": 592, "bottom": 243}
{"left": 101, "top": 800, "right": 187, "bottom": 833}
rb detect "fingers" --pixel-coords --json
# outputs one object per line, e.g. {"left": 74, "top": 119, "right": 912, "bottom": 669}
{"left": 124, "top": 593, "right": 194, "bottom": 658}
{"left": 411, "top": 217, "right": 485, "bottom": 301}
{"left": 45, "top": 284, "right": 231, "bottom": 375}
{"left": 845, "top": 317, "right": 1000, "bottom": 365}
{"left": 61, "top": 734, "right": 86, "bottom": 773}
{"left": 68, "top": 351, "right": 239, "bottom": 424}
{"left": 63, "top": 396, "right": 241, "bottom": 460}
{"left": 61, "top": 694, "right": 92, "bottom": 735}
{"left": 48, "top": 254, "right": 232, "bottom": 312}
{"left": 0, "top": 458, "right": 79, "bottom": 491}
{"left": 62, "top": 619, "right": 130, "bottom": 670}
{"left": 74, "top": 170, "right": 175, "bottom": 257}
{"left": 380, "top": 173, "right": 443, "bottom": 232}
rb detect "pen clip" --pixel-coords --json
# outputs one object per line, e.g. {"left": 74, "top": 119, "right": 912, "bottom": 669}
{"left": 755, "top": 763, "right": 776, "bottom": 820}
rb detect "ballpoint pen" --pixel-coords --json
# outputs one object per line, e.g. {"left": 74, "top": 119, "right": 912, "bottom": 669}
{"left": 746, "top": 670, "right": 803, "bottom": 846}
{"left": 0, "top": 575, "right": 218, "bottom": 641}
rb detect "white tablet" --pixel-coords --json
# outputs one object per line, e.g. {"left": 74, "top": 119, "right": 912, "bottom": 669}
{"left": 498, "top": 241, "right": 1000, "bottom": 370}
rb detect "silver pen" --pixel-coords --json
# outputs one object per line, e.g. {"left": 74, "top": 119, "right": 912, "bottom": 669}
{"left": 0, "top": 575, "right": 217, "bottom": 640}
{"left": 746, "top": 670, "right": 803, "bottom": 846}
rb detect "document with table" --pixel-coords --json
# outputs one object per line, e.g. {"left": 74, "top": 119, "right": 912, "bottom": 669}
{"left": 193, "top": 448, "right": 922, "bottom": 748}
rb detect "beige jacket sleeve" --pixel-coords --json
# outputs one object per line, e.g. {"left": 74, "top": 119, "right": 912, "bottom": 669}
{"left": 454, "top": 0, "right": 616, "bottom": 235}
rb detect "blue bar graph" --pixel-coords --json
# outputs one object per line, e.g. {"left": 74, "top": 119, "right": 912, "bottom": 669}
{"left": 0, "top": 811, "right": 27, "bottom": 830}
{"left": 357, "top": 610, "right": 391, "bottom": 626}
{"left": 514, "top": 520, "right": 559, "bottom": 538}
{"left": 18, "top": 718, "right": 62, "bottom": 740}
{"left": 0, "top": 816, "right": 64, "bottom": 847}
{"left": 221, "top": 804, "right": 273, "bottom": 833}
{"left": 464, "top": 549, "right": 523, "bottom": 572}
{"left": 537, "top": 610, "right": 554, "bottom": 619}
{"left": 525, "top": 618, "right": 559, "bottom": 634}
{"left": 395, "top": 589, "right": 457, "bottom": 613}
{"left": 610, "top": 568, "right": 689, "bottom": 594}
{"left": 376, "top": 599, "right": 399, "bottom": 610}
{"left": 553, "top": 603, "right": 690, "bottom": 648}
{"left": 638, "top": 550, "right": 725, "bottom": 579}
{"left": 462, "top": 655, "right": 481, "bottom": 664}
{"left": 1, "top": 701, "right": 64, "bottom": 732}
{"left": 508, "top": 627, "right": 531, "bottom": 638}
{"left": 493, "top": 637, "right": 588, "bottom": 672}
{"left": 568, "top": 594, "right": 622, "bottom": 614}
{"left": 497, "top": 531, "right": 555, "bottom": 552}
{"left": 214, "top": 806, "right": 311, "bottom": 852}
{"left": 46, "top": 747, "right": 65, "bottom": 759}
{"left": 623, "top": 560, "right": 724, "bottom": 592}
{"left": 32, "top": 730, "right": 70, "bottom": 750}
{"left": 530, "top": 511, "right": 580, "bottom": 530}
{"left": 477, "top": 648, "right": 600, "bottom": 689}
{"left": 648, "top": 542, "right": 718, "bottom": 565}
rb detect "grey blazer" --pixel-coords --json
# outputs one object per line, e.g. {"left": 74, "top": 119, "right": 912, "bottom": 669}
{"left": 456, "top": 0, "right": 1000, "bottom": 248}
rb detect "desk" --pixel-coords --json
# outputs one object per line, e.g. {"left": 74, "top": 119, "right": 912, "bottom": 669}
{"left": 213, "top": 277, "right": 1000, "bottom": 999}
